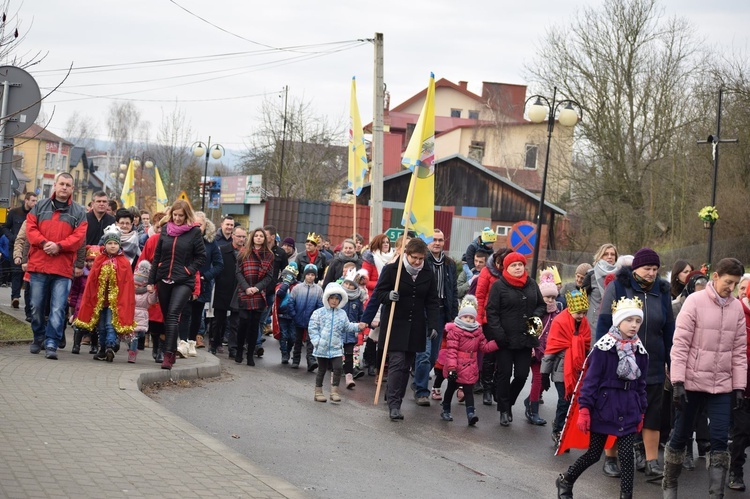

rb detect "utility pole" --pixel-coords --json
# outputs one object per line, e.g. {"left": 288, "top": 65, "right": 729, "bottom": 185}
{"left": 279, "top": 85, "right": 289, "bottom": 198}
{"left": 370, "top": 32, "right": 384, "bottom": 237}
{"left": 697, "top": 87, "right": 738, "bottom": 267}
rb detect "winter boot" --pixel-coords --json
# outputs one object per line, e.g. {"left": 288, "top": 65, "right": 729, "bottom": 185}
{"left": 330, "top": 386, "right": 341, "bottom": 403}
{"left": 234, "top": 346, "right": 244, "bottom": 364}
{"left": 105, "top": 347, "right": 115, "bottom": 363}
{"left": 707, "top": 450, "right": 730, "bottom": 499}
{"left": 556, "top": 472, "right": 574, "bottom": 499}
{"left": 151, "top": 334, "right": 160, "bottom": 360}
{"left": 683, "top": 438, "right": 695, "bottom": 470}
{"left": 314, "top": 387, "right": 326, "bottom": 402}
{"left": 161, "top": 351, "right": 175, "bottom": 370}
{"left": 662, "top": 445, "right": 685, "bottom": 499}
{"left": 526, "top": 401, "right": 547, "bottom": 425}
{"left": 345, "top": 373, "right": 356, "bottom": 389}
{"left": 441, "top": 403, "right": 453, "bottom": 421}
{"left": 93, "top": 346, "right": 107, "bottom": 361}
{"left": 634, "top": 441, "right": 647, "bottom": 471}
{"left": 195, "top": 334, "right": 205, "bottom": 348}
{"left": 71, "top": 329, "right": 83, "bottom": 354}
{"left": 128, "top": 350, "right": 137, "bottom": 363}
{"left": 729, "top": 471, "right": 746, "bottom": 491}
{"left": 307, "top": 356, "right": 318, "bottom": 372}
{"left": 59, "top": 330, "right": 66, "bottom": 349}
{"left": 89, "top": 333, "right": 99, "bottom": 354}
{"left": 467, "top": 406, "right": 479, "bottom": 426}
{"left": 177, "top": 340, "right": 189, "bottom": 359}
{"left": 187, "top": 340, "right": 197, "bottom": 357}
{"left": 281, "top": 351, "right": 290, "bottom": 364}
{"left": 603, "top": 456, "right": 621, "bottom": 477}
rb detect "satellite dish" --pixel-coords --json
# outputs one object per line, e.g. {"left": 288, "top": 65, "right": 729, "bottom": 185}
{"left": 0, "top": 65, "right": 41, "bottom": 137}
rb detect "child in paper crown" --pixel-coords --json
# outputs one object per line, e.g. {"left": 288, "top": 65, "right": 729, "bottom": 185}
{"left": 307, "top": 282, "right": 366, "bottom": 403}
{"left": 555, "top": 296, "right": 649, "bottom": 499}
{"left": 130, "top": 260, "right": 157, "bottom": 363}
{"left": 73, "top": 225, "right": 137, "bottom": 363}
{"left": 524, "top": 269, "right": 560, "bottom": 426}
{"left": 68, "top": 245, "right": 99, "bottom": 354}
{"left": 439, "top": 296, "right": 499, "bottom": 426}
{"left": 273, "top": 262, "right": 299, "bottom": 364}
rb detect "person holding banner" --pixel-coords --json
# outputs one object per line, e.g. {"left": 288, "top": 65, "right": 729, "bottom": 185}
{"left": 362, "top": 238, "right": 440, "bottom": 421}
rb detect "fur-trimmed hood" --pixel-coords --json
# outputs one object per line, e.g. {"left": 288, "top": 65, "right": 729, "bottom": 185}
{"left": 203, "top": 219, "right": 217, "bottom": 243}
{"left": 615, "top": 265, "right": 670, "bottom": 295}
{"left": 323, "top": 282, "right": 348, "bottom": 309}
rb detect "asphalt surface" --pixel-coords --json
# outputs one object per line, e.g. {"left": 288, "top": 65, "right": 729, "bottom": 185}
{"left": 155, "top": 340, "right": 714, "bottom": 499}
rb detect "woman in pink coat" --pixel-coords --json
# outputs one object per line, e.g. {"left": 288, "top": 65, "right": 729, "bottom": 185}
{"left": 439, "top": 299, "right": 498, "bottom": 426}
{"left": 663, "top": 257, "right": 748, "bottom": 499}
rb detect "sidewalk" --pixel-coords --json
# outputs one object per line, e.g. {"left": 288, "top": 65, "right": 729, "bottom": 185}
{"left": 0, "top": 286, "right": 304, "bottom": 499}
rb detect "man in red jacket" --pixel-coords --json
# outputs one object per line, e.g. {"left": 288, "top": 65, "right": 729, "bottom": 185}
{"left": 25, "top": 173, "right": 87, "bottom": 359}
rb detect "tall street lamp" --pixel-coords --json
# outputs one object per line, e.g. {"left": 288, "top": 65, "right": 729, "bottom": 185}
{"left": 525, "top": 86, "right": 582, "bottom": 278}
{"left": 192, "top": 137, "right": 224, "bottom": 211}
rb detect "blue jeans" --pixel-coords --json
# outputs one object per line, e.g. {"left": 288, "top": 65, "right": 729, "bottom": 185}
{"left": 412, "top": 308, "right": 447, "bottom": 398}
{"left": 257, "top": 305, "right": 272, "bottom": 347}
{"left": 98, "top": 307, "right": 118, "bottom": 348}
{"left": 30, "top": 272, "right": 71, "bottom": 349}
{"left": 554, "top": 381, "right": 570, "bottom": 433}
{"left": 669, "top": 390, "right": 731, "bottom": 453}
{"left": 129, "top": 331, "right": 145, "bottom": 352}
{"left": 278, "top": 317, "right": 295, "bottom": 354}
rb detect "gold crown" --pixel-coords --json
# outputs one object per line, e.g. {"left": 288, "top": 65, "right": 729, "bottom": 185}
{"left": 306, "top": 232, "right": 321, "bottom": 245}
{"left": 565, "top": 289, "right": 589, "bottom": 314}
{"left": 611, "top": 296, "right": 643, "bottom": 314}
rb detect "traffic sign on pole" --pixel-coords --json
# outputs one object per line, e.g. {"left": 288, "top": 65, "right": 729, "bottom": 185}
{"left": 508, "top": 221, "right": 536, "bottom": 256}
{"left": 384, "top": 227, "right": 403, "bottom": 241}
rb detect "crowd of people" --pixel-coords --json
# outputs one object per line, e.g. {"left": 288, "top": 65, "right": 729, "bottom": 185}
{"left": 8, "top": 172, "right": 750, "bottom": 498}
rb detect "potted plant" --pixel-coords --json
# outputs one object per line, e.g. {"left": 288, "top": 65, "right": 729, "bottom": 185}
{"left": 698, "top": 206, "right": 719, "bottom": 229}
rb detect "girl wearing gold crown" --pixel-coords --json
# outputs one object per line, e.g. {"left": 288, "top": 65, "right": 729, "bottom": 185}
{"left": 555, "top": 296, "right": 648, "bottom": 499}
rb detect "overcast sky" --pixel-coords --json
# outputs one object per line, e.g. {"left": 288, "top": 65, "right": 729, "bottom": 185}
{"left": 18, "top": 0, "right": 750, "bottom": 165}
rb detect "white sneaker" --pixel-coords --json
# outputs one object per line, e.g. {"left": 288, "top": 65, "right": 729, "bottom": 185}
{"left": 177, "top": 340, "right": 189, "bottom": 358}
{"left": 187, "top": 340, "right": 197, "bottom": 357}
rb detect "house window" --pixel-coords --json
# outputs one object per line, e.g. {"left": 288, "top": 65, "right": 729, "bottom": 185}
{"left": 495, "top": 225, "right": 511, "bottom": 236}
{"left": 525, "top": 144, "right": 538, "bottom": 169}
{"left": 405, "top": 123, "right": 416, "bottom": 146}
{"left": 450, "top": 109, "right": 462, "bottom": 118}
{"left": 44, "top": 152, "right": 53, "bottom": 169}
{"left": 468, "top": 110, "right": 479, "bottom": 120}
{"left": 468, "top": 141, "right": 485, "bottom": 162}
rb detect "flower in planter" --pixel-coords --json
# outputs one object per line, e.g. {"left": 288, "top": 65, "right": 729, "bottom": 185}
{"left": 698, "top": 206, "right": 719, "bottom": 223}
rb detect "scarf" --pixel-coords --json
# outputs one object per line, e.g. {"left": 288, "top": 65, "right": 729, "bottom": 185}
{"left": 632, "top": 271, "right": 655, "bottom": 292}
{"left": 430, "top": 251, "right": 446, "bottom": 299}
{"left": 502, "top": 268, "right": 527, "bottom": 288}
{"left": 454, "top": 317, "right": 479, "bottom": 331}
{"left": 546, "top": 300, "right": 558, "bottom": 313}
{"left": 373, "top": 250, "right": 393, "bottom": 274}
{"left": 345, "top": 287, "right": 360, "bottom": 301}
{"left": 119, "top": 230, "right": 141, "bottom": 263}
{"left": 709, "top": 281, "right": 728, "bottom": 307}
{"left": 403, "top": 254, "right": 423, "bottom": 281}
{"left": 607, "top": 326, "right": 641, "bottom": 381}
{"left": 593, "top": 259, "right": 617, "bottom": 293}
{"left": 166, "top": 222, "right": 194, "bottom": 237}
{"left": 545, "top": 310, "right": 592, "bottom": 398}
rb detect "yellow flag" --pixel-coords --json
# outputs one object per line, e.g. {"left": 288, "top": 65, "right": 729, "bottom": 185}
{"left": 348, "top": 76, "right": 368, "bottom": 196}
{"left": 120, "top": 159, "right": 136, "bottom": 208}
{"left": 154, "top": 166, "right": 169, "bottom": 212}
{"left": 400, "top": 73, "right": 435, "bottom": 242}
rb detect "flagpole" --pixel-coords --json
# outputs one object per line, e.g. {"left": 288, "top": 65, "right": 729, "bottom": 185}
{"left": 353, "top": 196, "right": 357, "bottom": 241}
{"left": 373, "top": 169, "right": 417, "bottom": 405}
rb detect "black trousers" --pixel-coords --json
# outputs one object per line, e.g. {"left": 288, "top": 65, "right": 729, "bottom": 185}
{"left": 157, "top": 283, "right": 192, "bottom": 353}
{"left": 495, "top": 347, "right": 532, "bottom": 413}
{"left": 386, "top": 351, "right": 416, "bottom": 410}
{"left": 236, "top": 308, "right": 264, "bottom": 355}
{"left": 730, "top": 404, "right": 750, "bottom": 476}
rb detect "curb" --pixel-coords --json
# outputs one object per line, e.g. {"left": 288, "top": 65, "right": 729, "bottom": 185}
{"left": 118, "top": 352, "right": 307, "bottom": 499}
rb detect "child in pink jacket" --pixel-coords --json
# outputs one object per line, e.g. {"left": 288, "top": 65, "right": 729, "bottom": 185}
{"left": 439, "top": 297, "right": 498, "bottom": 426}
{"left": 130, "top": 260, "right": 157, "bottom": 363}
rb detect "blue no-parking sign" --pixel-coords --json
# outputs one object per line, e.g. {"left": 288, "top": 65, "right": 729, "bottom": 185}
{"left": 508, "top": 221, "right": 536, "bottom": 256}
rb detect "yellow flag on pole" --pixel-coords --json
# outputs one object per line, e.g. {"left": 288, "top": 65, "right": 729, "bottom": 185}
{"left": 154, "top": 166, "right": 169, "bottom": 212}
{"left": 400, "top": 73, "right": 435, "bottom": 243}
{"left": 120, "top": 159, "right": 136, "bottom": 208}
{"left": 348, "top": 76, "right": 368, "bottom": 196}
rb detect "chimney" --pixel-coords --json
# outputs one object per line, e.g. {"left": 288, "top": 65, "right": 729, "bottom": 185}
{"left": 458, "top": 81, "right": 468, "bottom": 90}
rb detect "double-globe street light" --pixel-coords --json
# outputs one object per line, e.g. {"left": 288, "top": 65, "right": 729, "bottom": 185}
{"left": 525, "top": 87, "right": 582, "bottom": 278}
{"left": 119, "top": 155, "right": 155, "bottom": 209}
{"left": 192, "top": 137, "right": 224, "bottom": 211}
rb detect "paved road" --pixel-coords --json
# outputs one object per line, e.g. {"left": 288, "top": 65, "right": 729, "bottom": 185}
{"left": 157, "top": 342, "right": 713, "bottom": 499}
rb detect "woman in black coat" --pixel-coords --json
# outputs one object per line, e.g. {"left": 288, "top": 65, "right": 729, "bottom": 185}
{"left": 362, "top": 238, "right": 440, "bottom": 421}
{"left": 485, "top": 251, "right": 545, "bottom": 426}
{"left": 147, "top": 200, "right": 206, "bottom": 370}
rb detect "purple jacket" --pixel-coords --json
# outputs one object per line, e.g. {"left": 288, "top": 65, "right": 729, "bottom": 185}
{"left": 578, "top": 334, "right": 649, "bottom": 436}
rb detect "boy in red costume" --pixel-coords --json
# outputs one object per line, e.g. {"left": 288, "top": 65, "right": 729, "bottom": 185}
{"left": 73, "top": 225, "right": 136, "bottom": 362}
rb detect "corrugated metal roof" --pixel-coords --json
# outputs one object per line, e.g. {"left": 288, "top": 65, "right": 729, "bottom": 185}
{"left": 295, "top": 200, "right": 330, "bottom": 246}
{"left": 263, "top": 197, "right": 298, "bottom": 244}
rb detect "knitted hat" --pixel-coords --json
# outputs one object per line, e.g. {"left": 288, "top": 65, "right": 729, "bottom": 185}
{"left": 281, "top": 237, "right": 295, "bottom": 247}
{"left": 575, "top": 263, "right": 593, "bottom": 276}
{"left": 102, "top": 224, "right": 121, "bottom": 246}
{"left": 616, "top": 254, "right": 634, "bottom": 269}
{"left": 632, "top": 248, "right": 660, "bottom": 270}
{"left": 303, "top": 263, "right": 318, "bottom": 276}
{"left": 480, "top": 227, "right": 497, "bottom": 244}
{"left": 457, "top": 295, "right": 478, "bottom": 320}
{"left": 612, "top": 296, "right": 644, "bottom": 328}
{"left": 538, "top": 269, "right": 558, "bottom": 297}
{"left": 503, "top": 251, "right": 527, "bottom": 269}
{"left": 134, "top": 260, "right": 151, "bottom": 286}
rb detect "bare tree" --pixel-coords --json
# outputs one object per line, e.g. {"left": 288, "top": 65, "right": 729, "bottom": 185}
{"left": 154, "top": 105, "right": 196, "bottom": 202}
{"left": 62, "top": 111, "right": 97, "bottom": 152}
{"left": 240, "top": 95, "right": 346, "bottom": 200}
{"left": 106, "top": 102, "right": 142, "bottom": 162}
{"left": 0, "top": 1, "right": 46, "bottom": 68}
{"left": 525, "top": 0, "right": 706, "bottom": 250}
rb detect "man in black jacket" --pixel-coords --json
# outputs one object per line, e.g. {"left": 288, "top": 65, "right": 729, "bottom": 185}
{"left": 210, "top": 226, "right": 245, "bottom": 357}
{"left": 85, "top": 191, "right": 115, "bottom": 246}
{"left": 412, "top": 229, "right": 458, "bottom": 406}
{"left": 2, "top": 192, "right": 36, "bottom": 308}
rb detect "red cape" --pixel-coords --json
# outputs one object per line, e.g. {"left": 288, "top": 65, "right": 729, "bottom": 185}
{"left": 545, "top": 310, "right": 591, "bottom": 398}
{"left": 73, "top": 248, "right": 137, "bottom": 336}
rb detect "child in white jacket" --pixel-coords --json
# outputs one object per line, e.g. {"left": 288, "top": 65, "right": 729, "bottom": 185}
{"left": 308, "top": 283, "right": 365, "bottom": 403}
